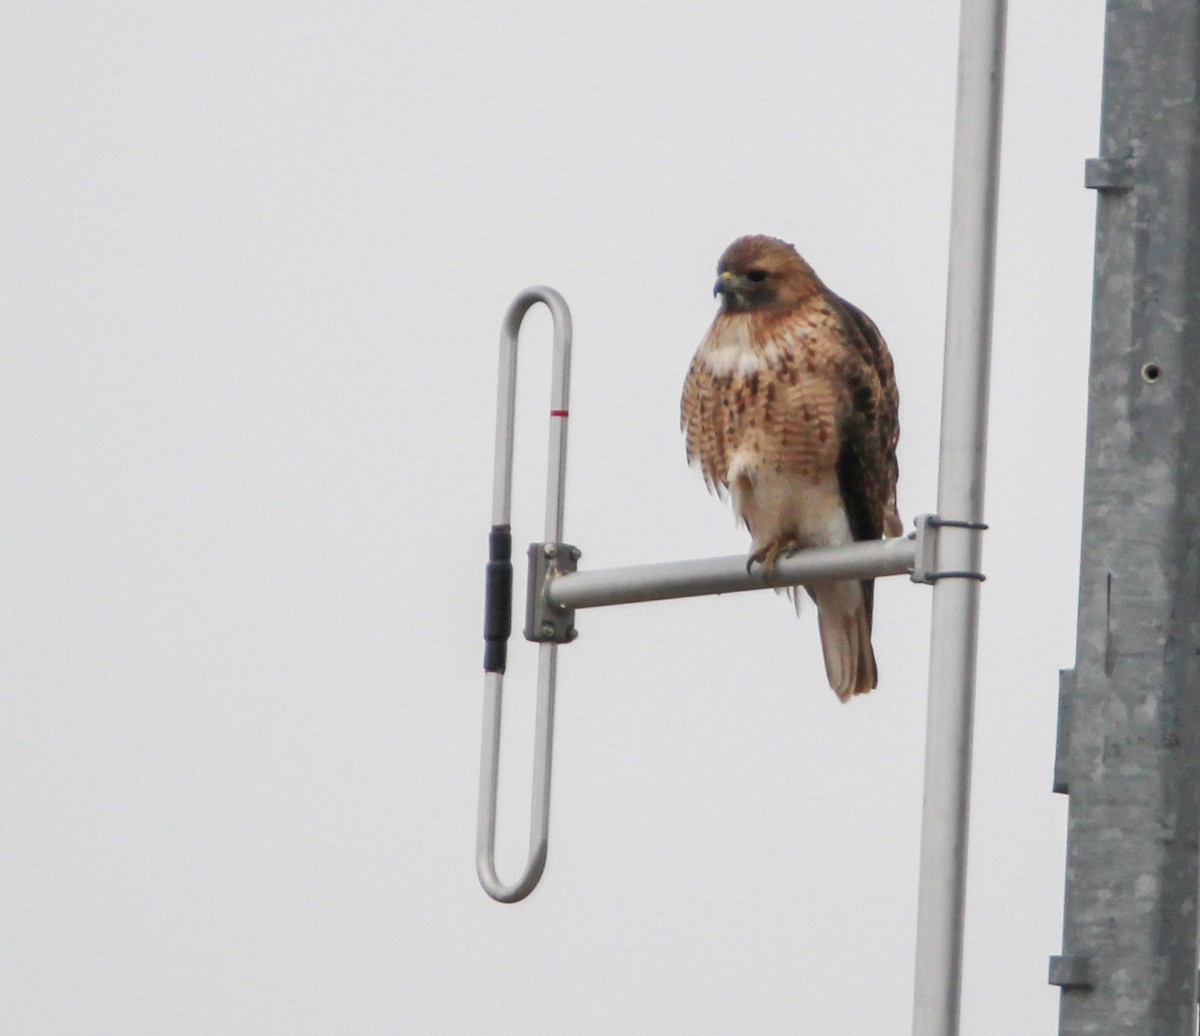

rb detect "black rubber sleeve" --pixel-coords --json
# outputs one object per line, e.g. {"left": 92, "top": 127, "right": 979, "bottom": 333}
{"left": 483, "top": 524, "right": 513, "bottom": 673}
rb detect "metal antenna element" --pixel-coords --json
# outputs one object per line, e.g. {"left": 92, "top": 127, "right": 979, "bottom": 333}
{"left": 475, "top": 3, "right": 1007, "bottom": 1022}
{"left": 474, "top": 284, "right": 979, "bottom": 906}
{"left": 476, "top": 0, "right": 1009, "bottom": 998}
{"left": 477, "top": 286, "right": 572, "bottom": 903}
{"left": 478, "top": 290, "right": 998, "bottom": 929}
{"left": 477, "top": 3, "right": 1009, "bottom": 987}
{"left": 1052, "top": 1, "right": 1200, "bottom": 1032}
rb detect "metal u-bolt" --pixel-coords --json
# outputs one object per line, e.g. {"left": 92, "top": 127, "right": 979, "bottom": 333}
{"left": 477, "top": 287, "right": 572, "bottom": 902}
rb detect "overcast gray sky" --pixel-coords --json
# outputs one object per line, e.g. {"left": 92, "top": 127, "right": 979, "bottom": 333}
{"left": 4, "top": 3, "right": 1103, "bottom": 1033}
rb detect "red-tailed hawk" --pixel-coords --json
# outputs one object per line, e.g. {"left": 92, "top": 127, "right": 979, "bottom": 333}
{"left": 680, "top": 235, "right": 901, "bottom": 701}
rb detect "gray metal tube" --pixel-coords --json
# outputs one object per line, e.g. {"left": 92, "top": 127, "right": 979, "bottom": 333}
{"left": 911, "top": 0, "right": 1006, "bottom": 1033}
{"left": 477, "top": 288, "right": 572, "bottom": 904}
{"left": 476, "top": 646, "right": 556, "bottom": 903}
{"left": 490, "top": 288, "right": 573, "bottom": 529}
{"left": 547, "top": 535, "right": 918, "bottom": 610}
{"left": 1055, "top": 0, "right": 1200, "bottom": 1030}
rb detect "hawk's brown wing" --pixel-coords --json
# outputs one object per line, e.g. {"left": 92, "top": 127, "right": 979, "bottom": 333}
{"left": 829, "top": 294, "right": 901, "bottom": 542}
{"left": 827, "top": 295, "right": 901, "bottom": 629}
{"left": 680, "top": 357, "right": 731, "bottom": 493}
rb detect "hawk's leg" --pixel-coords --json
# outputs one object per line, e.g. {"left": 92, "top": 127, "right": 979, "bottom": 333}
{"left": 749, "top": 537, "right": 801, "bottom": 585}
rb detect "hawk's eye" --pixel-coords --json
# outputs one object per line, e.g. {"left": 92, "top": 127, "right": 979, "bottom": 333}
{"left": 746, "top": 269, "right": 768, "bottom": 282}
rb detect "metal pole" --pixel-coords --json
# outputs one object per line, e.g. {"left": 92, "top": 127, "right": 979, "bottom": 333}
{"left": 546, "top": 535, "right": 919, "bottom": 610}
{"left": 1052, "top": 1, "right": 1200, "bottom": 1031}
{"left": 911, "top": 0, "right": 1006, "bottom": 1032}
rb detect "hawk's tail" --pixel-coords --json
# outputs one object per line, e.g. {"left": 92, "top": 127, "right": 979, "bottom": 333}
{"left": 810, "top": 579, "right": 877, "bottom": 702}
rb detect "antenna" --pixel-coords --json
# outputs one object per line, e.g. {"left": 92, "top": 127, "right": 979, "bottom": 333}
{"left": 476, "top": 286, "right": 571, "bottom": 903}
{"left": 476, "top": 5, "right": 1006, "bottom": 1036}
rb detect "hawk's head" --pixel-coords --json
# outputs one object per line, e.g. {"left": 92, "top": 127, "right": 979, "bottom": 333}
{"left": 713, "top": 235, "right": 823, "bottom": 313}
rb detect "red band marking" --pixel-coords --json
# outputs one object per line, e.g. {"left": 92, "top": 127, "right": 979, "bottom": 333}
{"left": 550, "top": 409, "right": 569, "bottom": 417}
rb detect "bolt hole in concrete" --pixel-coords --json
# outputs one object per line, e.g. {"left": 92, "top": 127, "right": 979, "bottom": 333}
{"left": 1141, "top": 362, "right": 1162, "bottom": 383}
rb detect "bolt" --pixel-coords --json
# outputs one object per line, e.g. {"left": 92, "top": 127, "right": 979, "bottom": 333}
{"left": 540, "top": 621, "right": 555, "bottom": 637}
{"left": 543, "top": 544, "right": 557, "bottom": 558}
{"left": 569, "top": 547, "right": 581, "bottom": 561}
{"left": 566, "top": 627, "right": 578, "bottom": 642}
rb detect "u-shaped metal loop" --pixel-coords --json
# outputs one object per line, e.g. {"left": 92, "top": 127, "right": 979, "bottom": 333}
{"left": 477, "top": 287, "right": 572, "bottom": 903}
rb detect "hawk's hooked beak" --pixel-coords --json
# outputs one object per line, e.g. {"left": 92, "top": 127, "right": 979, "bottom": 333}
{"left": 713, "top": 271, "right": 736, "bottom": 298}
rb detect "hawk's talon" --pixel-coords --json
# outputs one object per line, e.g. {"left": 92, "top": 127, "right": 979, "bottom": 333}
{"left": 746, "top": 553, "right": 773, "bottom": 586}
{"left": 754, "top": 540, "right": 798, "bottom": 580}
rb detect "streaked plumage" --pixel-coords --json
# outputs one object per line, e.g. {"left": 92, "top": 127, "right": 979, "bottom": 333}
{"left": 681, "top": 235, "right": 901, "bottom": 700}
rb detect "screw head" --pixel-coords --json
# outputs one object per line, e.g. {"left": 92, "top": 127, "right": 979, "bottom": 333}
{"left": 569, "top": 547, "right": 581, "bottom": 561}
{"left": 566, "top": 627, "right": 578, "bottom": 642}
{"left": 543, "top": 544, "right": 557, "bottom": 558}
{"left": 540, "top": 621, "right": 555, "bottom": 637}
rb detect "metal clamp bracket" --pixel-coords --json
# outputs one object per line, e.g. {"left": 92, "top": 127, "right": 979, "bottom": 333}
{"left": 1048, "top": 954, "right": 1093, "bottom": 991}
{"left": 525, "top": 542, "right": 580, "bottom": 644}
{"left": 911, "top": 513, "right": 988, "bottom": 585}
{"left": 1085, "top": 156, "right": 1134, "bottom": 192}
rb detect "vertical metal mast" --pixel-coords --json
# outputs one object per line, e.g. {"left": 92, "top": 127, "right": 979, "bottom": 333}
{"left": 911, "top": 0, "right": 1006, "bottom": 1033}
{"left": 1052, "top": 1, "right": 1200, "bottom": 1032}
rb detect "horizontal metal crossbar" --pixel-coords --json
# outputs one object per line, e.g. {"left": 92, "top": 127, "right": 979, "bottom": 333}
{"left": 544, "top": 533, "right": 920, "bottom": 611}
